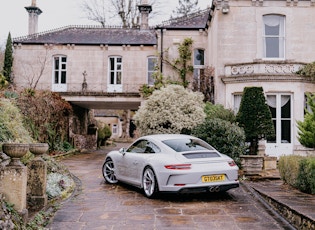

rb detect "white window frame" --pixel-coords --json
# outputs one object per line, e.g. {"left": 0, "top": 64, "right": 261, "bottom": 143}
{"left": 147, "top": 56, "right": 157, "bottom": 86}
{"left": 108, "top": 56, "right": 122, "bottom": 85}
{"left": 193, "top": 49, "right": 205, "bottom": 91}
{"left": 53, "top": 55, "right": 67, "bottom": 84}
{"left": 263, "top": 14, "right": 285, "bottom": 60}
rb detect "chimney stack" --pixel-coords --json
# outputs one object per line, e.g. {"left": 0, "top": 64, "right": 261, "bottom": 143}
{"left": 138, "top": 0, "right": 152, "bottom": 30}
{"left": 25, "top": 0, "right": 42, "bottom": 35}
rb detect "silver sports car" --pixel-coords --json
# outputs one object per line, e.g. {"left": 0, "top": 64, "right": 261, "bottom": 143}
{"left": 102, "top": 134, "right": 239, "bottom": 198}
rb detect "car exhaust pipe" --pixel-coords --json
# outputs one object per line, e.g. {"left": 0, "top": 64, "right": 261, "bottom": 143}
{"left": 209, "top": 186, "right": 220, "bottom": 193}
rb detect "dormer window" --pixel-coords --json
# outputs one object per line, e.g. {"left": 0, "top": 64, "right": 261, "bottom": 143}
{"left": 263, "top": 15, "right": 285, "bottom": 59}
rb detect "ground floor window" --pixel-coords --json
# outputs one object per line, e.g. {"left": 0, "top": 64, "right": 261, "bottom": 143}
{"left": 266, "top": 94, "right": 292, "bottom": 143}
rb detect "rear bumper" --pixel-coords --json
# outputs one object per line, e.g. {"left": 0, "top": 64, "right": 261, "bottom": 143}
{"left": 178, "top": 183, "right": 239, "bottom": 193}
{"left": 159, "top": 182, "right": 239, "bottom": 194}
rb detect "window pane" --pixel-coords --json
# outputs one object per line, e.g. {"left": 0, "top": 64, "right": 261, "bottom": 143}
{"left": 61, "top": 57, "right": 67, "bottom": 62}
{"left": 54, "top": 72, "right": 59, "bottom": 83}
{"left": 110, "top": 58, "right": 114, "bottom": 70}
{"left": 54, "top": 58, "right": 59, "bottom": 70}
{"left": 266, "top": 37, "right": 279, "bottom": 58}
{"left": 116, "top": 72, "right": 122, "bottom": 84}
{"left": 61, "top": 72, "right": 66, "bottom": 84}
{"left": 265, "top": 24, "right": 280, "bottom": 36}
{"left": 117, "top": 57, "right": 122, "bottom": 63}
{"left": 194, "top": 49, "right": 204, "bottom": 65}
{"left": 110, "top": 72, "right": 115, "bottom": 84}
{"left": 148, "top": 58, "right": 156, "bottom": 71}
{"left": 281, "top": 120, "right": 291, "bottom": 143}
{"left": 117, "top": 64, "right": 121, "bottom": 71}
{"left": 281, "top": 96, "right": 291, "bottom": 118}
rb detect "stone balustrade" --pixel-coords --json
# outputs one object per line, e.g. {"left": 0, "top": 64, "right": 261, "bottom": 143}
{"left": 222, "top": 61, "right": 309, "bottom": 84}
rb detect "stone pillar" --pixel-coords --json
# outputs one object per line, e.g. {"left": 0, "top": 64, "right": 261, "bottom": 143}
{"left": 27, "top": 158, "right": 47, "bottom": 211}
{"left": 257, "top": 138, "right": 266, "bottom": 156}
{"left": 0, "top": 164, "right": 28, "bottom": 220}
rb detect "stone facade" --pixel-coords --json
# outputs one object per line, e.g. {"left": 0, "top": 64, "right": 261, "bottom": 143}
{"left": 11, "top": 0, "right": 315, "bottom": 157}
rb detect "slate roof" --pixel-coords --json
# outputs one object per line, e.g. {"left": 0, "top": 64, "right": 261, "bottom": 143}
{"left": 13, "top": 26, "right": 157, "bottom": 46}
{"left": 156, "top": 8, "right": 212, "bottom": 30}
{"left": 13, "top": 8, "right": 212, "bottom": 45}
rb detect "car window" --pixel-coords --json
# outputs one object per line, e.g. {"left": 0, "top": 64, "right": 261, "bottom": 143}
{"left": 127, "top": 140, "right": 160, "bottom": 154}
{"left": 162, "top": 138, "right": 214, "bottom": 152}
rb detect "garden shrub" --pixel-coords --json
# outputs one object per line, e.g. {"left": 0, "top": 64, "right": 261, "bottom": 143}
{"left": 97, "top": 124, "right": 112, "bottom": 147}
{"left": 0, "top": 98, "right": 33, "bottom": 143}
{"left": 192, "top": 118, "right": 246, "bottom": 166}
{"left": 296, "top": 157, "right": 315, "bottom": 194}
{"left": 134, "top": 85, "right": 205, "bottom": 135}
{"left": 278, "top": 155, "right": 304, "bottom": 186}
{"left": 204, "top": 102, "right": 236, "bottom": 123}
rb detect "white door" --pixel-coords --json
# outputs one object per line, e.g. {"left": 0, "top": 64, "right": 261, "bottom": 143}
{"left": 52, "top": 56, "right": 67, "bottom": 92}
{"left": 265, "top": 94, "right": 293, "bottom": 158}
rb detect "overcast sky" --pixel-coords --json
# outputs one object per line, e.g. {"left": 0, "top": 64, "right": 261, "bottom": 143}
{"left": 0, "top": 0, "right": 211, "bottom": 46}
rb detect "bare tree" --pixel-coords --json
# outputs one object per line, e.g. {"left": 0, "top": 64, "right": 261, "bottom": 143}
{"left": 172, "top": 0, "right": 199, "bottom": 18}
{"left": 81, "top": 0, "right": 164, "bottom": 28}
{"left": 20, "top": 47, "right": 50, "bottom": 90}
{"left": 81, "top": 0, "right": 108, "bottom": 27}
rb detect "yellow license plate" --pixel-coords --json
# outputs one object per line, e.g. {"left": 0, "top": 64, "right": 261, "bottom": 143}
{"left": 202, "top": 174, "right": 225, "bottom": 183}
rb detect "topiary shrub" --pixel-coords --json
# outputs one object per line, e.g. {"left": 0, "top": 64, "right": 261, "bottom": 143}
{"left": 192, "top": 118, "right": 246, "bottom": 166}
{"left": 236, "top": 87, "right": 275, "bottom": 154}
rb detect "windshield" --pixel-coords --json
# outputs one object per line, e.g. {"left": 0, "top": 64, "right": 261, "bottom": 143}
{"left": 162, "top": 138, "right": 215, "bottom": 152}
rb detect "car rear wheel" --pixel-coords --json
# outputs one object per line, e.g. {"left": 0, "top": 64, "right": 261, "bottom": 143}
{"left": 102, "top": 158, "right": 118, "bottom": 184}
{"left": 142, "top": 167, "right": 159, "bottom": 198}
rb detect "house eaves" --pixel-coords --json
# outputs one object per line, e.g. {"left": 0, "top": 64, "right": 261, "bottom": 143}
{"left": 13, "top": 25, "right": 157, "bottom": 46}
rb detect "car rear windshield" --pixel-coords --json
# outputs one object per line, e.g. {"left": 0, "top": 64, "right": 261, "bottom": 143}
{"left": 162, "top": 138, "right": 215, "bottom": 152}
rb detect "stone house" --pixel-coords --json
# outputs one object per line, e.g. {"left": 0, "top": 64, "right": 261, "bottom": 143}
{"left": 12, "top": 0, "right": 315, "bottom": 156}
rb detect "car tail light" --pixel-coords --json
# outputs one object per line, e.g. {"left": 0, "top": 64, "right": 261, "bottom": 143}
{"left": 164, "top": 164, "right": 191, "bottom": 170}
{"left": 228, "top": 161, "right": 237, "bottom": 167}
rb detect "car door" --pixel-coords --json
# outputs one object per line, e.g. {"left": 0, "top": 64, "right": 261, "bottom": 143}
{"left": 124, "top": 140, "right": 159, "bottom": 186}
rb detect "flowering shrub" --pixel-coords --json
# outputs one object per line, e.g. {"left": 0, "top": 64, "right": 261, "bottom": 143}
{"left": 134, "top": 85, "right": 205, "bottom": 135}
{"left": 46, "top": 173, "right": 73, "bottom": 198}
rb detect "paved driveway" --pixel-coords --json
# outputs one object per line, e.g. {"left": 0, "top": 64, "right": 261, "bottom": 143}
{"left": 48, "top": 143, "right": 290, "bottom": 230}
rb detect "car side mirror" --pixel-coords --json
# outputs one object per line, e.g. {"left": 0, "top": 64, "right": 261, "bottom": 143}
{"left": 119, "top": 147, "right": 126, "bottom": 155}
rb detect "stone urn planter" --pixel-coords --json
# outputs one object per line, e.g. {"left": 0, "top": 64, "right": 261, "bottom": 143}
{"left": 2, "top": 143, "right": 29, "bottom": 166}
{"left": 29, "top": 143, "right": 49, "bottom": 158}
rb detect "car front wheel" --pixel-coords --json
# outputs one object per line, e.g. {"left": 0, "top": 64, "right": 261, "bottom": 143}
{"left": 142, "top": 167, "right": 159, "bottom": 198}
{"left": 102, "top": 158, "right": 118, "bottom": 184}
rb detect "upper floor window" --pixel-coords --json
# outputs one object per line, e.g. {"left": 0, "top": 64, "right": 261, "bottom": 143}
{"left": 193, "top": 49, "right": 205, "bottom": 91}
{"left": 53, "top": 56, "right": 67, "bottom": 84}
{"left": 109, "top": 56, "right": 122, "bottom": 85}
{"left": 194, "top": 49, "right": 204, "bottom": 66}
{"left": 147, "top": 56, "right": 157, "bottom": 85}
{"left": 263, "top": 15, "right": 285, "bottom": 59}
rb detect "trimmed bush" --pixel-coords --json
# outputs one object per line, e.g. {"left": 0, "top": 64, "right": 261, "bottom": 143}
{"left": 296, "top": 157, "right": 315, "bottom": 194}
{"left": 278, "top": 155, "right": 304, "bottom": 186}
{"left": 279, "top": 155, "right": 315, "bottom": 194}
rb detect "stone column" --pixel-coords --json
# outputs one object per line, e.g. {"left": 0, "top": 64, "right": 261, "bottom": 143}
{"left": 27, "top": 158, "right": 47, "bottom": 211}
{"left": 0, "top": 164, "right": 28, "bottom": 220}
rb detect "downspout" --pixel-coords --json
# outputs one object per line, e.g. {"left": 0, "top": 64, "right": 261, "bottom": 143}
{"left": 160, "top": 28, "right": 164, "bottom": 73}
